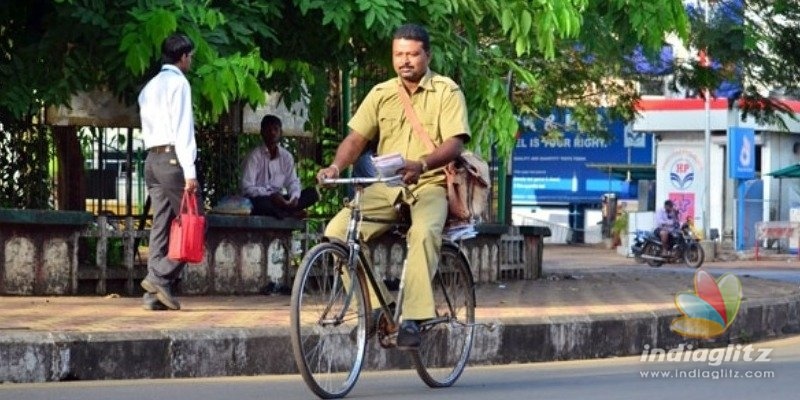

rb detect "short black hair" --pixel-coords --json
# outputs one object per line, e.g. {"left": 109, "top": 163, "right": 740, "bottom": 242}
{"left": 161, "top": 33, "right": 194, "bottom": 64}
{"left": 260, "top": 114, "right": 282, "bottom": 133}
{"left": 664, "top": 200, "right": 674, "bottom": 207}
{"left": 393, "top": 23, "right": 430, "bottom": 53}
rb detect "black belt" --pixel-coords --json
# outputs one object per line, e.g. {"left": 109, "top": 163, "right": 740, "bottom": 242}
{"left": 149, "top": 145, "right": 174, "bottom": 154}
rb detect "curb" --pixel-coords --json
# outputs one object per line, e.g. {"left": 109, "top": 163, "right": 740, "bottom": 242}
{"left": 3, "top": 294, "right": 799, "bottom": 383}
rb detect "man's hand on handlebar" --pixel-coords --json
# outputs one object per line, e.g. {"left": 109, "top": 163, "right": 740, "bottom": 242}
{"left": 399, "top": 160, "right": 424, "bottom": 185}
{"left": 316, "top": 165, "right": 340, "bottom": 186}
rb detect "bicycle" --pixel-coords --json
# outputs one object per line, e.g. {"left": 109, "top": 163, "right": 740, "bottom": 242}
{"left": 290, "top": 175, "right": 477, "bottom": 399}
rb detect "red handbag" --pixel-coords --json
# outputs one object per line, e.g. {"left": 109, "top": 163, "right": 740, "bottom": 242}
{"left": 167, "top": 191, "right": 206, "bottom": 263}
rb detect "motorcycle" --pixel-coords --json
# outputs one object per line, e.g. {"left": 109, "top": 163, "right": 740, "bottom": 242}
{"left": 631, "top": 222, "right": 704, "bottom": 268}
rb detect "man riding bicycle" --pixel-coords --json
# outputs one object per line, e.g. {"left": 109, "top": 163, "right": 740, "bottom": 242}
{"left": 316, "top": 23, "right": 470, "bottom": 350}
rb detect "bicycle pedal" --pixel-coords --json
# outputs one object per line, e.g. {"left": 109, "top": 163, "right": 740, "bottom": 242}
{"left": 377, "top": 310, "right": 396, "bottom": 329}
{"left": 378, "top": 331, "right": 398, "bottom": 348}
{"left": 418, "top": 316, "right": 447, "bottom": 331}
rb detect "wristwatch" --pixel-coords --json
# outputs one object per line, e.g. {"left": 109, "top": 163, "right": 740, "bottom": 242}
{"left": 420, "top": 158, "right": 429, "bottom": 173}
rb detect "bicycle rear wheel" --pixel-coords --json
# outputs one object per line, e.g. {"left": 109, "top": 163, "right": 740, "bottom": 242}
{"left": 290, "top": 242, "right": 369, "bottom": 399}
{"left": 412, "top": 245, "right": 476, "bottom": 388}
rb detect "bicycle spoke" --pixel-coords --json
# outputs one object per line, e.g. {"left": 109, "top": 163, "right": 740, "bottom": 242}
{"left": 412, "top": 245, "right": 475, "bottom": 388}
{"left": 291, "top": 243, "right": 368, "bottom": 399}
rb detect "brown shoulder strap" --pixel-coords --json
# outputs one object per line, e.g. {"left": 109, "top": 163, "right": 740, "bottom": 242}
{"left": 397, "top": 84, "right": 437, "bottom": 152}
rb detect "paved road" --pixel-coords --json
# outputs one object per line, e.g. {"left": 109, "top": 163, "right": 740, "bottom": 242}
{"left": 547, "top": 243, "right": 800, "bottom": 284}
{"left": 4, "top": 334, "right": 797, "bottom": 400}
{"left": 704, "top": 267, "right": 800, "bottom": 284}
{"left": 626, "top": 263, "right": 800, "bottom": 284}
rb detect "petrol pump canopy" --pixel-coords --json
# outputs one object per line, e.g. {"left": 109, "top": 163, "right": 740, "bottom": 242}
{"left": 765, "top": 163, "right": 800, "bottom": 178}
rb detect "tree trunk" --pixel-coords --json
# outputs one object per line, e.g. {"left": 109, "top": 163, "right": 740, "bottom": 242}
{"left": 53, "top": 126, "right": 86, "bottom": 211}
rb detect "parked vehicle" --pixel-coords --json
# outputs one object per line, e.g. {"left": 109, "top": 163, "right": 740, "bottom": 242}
{"left": 631, "top": 222, "right": 704, "bottom": 268}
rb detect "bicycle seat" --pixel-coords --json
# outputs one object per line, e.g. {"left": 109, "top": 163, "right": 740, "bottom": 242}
{"left": 363, "top": 203, "right": 474, "bottom": 240}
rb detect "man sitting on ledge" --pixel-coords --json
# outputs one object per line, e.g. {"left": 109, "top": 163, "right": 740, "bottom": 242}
{"left": 241, "top": 114, "right": 318, "bottom": 218}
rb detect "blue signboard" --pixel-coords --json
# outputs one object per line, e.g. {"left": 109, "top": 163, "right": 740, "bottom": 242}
{"left": 512, "top": 110, "right": 653, "bottom": 204}
{"left": 728, "top": 127, "right": 755, "bottom": 179}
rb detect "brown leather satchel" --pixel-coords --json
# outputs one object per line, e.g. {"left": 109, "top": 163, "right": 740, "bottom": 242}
{"left": 396, "top": 85, "right": 490, "bottom": 223}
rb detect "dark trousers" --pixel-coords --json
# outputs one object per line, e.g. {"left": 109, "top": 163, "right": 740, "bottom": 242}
{"left": 249, "top": 187, "right": 318, "bottom": 218}
{"left": 144, "top": 151, "right": 202, "bottom": 286}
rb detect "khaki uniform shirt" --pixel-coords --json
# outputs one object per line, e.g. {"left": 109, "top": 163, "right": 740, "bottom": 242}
{"left": 348, "top": 70, "right": 470, "bottom": 194}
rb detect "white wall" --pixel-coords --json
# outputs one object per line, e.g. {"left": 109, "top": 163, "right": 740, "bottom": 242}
{"left": 655, "top": 139, "right": 707, "bottom": 231}
{"left": 512, "top": 206, "right": 610, "bottom": 245}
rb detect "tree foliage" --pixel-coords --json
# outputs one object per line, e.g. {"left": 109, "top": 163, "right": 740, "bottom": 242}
{"left": 1, "top": 0, "right": 692, "bottom": 158}
{"left": 674, "top": 0, "right": 800, "bottom": 128}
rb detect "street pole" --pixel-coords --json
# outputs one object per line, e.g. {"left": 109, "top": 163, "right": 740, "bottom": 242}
{"left": 703, "top": 0, "right": 712, "bottom": 240}
{"left": 499, "top": 70, "right": 514, "bottom": 225}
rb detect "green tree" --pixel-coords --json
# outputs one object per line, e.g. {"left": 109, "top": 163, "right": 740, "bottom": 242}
{"left": 673, "top": 0, "right": 800, "bottom": 127}
{"left": 1, "top": 0, "right": 691, "bottom": 208}
{"left": 2, "top": 0, "right": 691, "bottom": 148}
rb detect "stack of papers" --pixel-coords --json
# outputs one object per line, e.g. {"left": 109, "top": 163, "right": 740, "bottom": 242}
{"left": 444, "top": 223, "right": 477, "bottom": 241}
{"left": 371, "top": 152, "right": 404, "bottom": 178}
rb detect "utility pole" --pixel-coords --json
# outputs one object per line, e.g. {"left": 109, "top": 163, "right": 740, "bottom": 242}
{"left": 703, "top": 0, "right": 712, "bottom": 239}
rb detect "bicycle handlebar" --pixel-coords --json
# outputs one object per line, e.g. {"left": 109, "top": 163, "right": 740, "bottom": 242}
{"left": 320, "top": 175, "right": 403, "bottom": 186}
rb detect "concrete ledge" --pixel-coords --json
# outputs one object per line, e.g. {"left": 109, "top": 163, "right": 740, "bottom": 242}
{"left": 205, "top": 214, "right": 305, "bottom": 230}
{"left": 3, "top": 294, "right": 798, "bottom": 383}
{"left": 475, "top": 223, "right": 509, "bottom": 235}
{"left": 0, "top": 210, "right": 92, "bottom": 295}
{"left": 186, "top": 215, "right": 306, "bottom": 295}
{"left": 696, "top": 240, "right": 715, "bottom": 261}
{"left": 0, "top": 209, "right": 93, "bottom": 226}
{"left": 518, "top": 225, "right": 551, "bottom": 279}
{"left": 518, "top": 225, "right": 552, "bottom": 238}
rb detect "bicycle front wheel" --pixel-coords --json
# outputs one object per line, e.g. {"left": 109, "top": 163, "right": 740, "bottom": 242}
{"left": 412, "top": 245, "right": 476, "bottom": 388}
{"left": 290, "top": 242, "right": 369, "bottom": 399}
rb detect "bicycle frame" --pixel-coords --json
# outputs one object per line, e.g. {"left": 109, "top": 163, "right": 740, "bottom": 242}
{"left": 327, "top": 176, "right": 445, "bottom": 316}
{"left": 339, "top": 178, "right": 402, "bottom": 332}
{"left": 293, "top": 175, "right": 478, "bottom": 397}
{"left": 335, "top": 177, "right": 470, "bottom": 336}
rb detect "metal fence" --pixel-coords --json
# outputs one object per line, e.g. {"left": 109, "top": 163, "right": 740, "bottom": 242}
{"left": 0, "top": 123, "right": 54, "bottom": 209}
{"left": 513, "top": 214, "right": 573, "bottom": 244}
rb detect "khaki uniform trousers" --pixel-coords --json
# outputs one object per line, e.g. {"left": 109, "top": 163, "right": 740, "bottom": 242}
{"left": 324, "top": 182, "right": 447, "bottom": 321}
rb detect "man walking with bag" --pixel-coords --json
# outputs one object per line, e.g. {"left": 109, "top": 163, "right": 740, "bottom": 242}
{"left": 138, "top": 33, "right": 200, "bottom": 311}
{"left": 316, "top": 24, "right": 470, "bottom": 348}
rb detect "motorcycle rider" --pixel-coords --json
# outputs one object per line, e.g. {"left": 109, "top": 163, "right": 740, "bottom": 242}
{"left": 655, "top": 200, "right": 680, "bottom": 255}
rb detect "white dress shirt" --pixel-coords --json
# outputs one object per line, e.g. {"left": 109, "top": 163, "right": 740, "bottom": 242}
{"left": 240, "top": 145, "right": 301, "bottom": 200}
{"left": 138, "top": 64, "right": 197, "bottom": 180}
